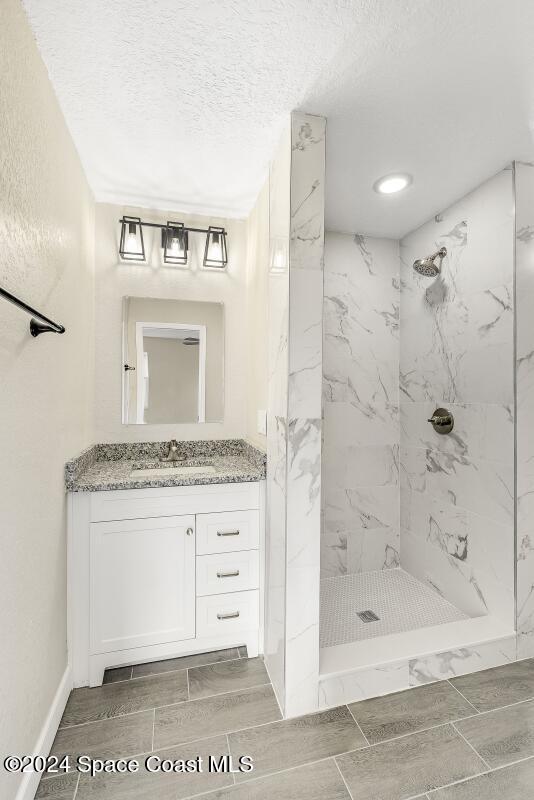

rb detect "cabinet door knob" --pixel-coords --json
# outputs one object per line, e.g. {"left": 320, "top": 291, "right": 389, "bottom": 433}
{"left": 186, "top": 527, "right": 194, "bottom": 536}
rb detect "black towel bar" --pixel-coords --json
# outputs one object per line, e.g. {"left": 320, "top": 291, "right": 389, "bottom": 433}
{"left": 0, "top": 286, "right": 65, "bottom": 336}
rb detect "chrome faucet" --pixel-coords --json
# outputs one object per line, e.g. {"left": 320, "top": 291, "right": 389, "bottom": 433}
{"left": 160, "top": 439, "right": 186, "bottom": 463}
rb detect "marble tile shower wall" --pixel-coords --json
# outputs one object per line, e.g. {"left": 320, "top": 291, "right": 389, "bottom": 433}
{"left": 265, "top": 113, "right": 326, "bottom": 717}
{"left": 322, "top": 233, "right": 401, "bottom": 577}
{"left": 515, "top": 161, "right": 534, "bottom": 657}
{"left": 400, "top": 168, "right": 515, "bottom": 628}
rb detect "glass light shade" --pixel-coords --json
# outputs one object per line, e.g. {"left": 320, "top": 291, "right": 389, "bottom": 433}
{"left": 119, "top": 216, "right": 145, "bottom": 261}
{"left": 203, "top": 226, "right": 228, "bottom": 269}
{"left": 162, "top": 221, "right": 188, "bottom": 265}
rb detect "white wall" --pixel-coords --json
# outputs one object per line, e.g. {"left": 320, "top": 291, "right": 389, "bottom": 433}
{"left": 245, "top": 182, "right": 269, "bottom": 450}
{"left": 0, "top": 1, "right": 95, "bottom": 797}
{"left": 94, "top": 203, "right": 248, "bottom": 442}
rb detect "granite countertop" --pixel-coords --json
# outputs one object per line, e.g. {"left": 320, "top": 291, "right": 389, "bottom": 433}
{"left": 65, "top": 440, "right": 266, "bottom": 492}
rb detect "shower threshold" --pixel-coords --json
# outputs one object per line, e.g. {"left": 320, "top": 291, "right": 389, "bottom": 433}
{"left": 318, "top": 570, "right": 515, "bottom": 709}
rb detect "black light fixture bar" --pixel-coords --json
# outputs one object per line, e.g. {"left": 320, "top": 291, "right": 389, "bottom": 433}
{"left": 118, "top": 218, "right": 223, "bottom": 236}
{"left": 0, "top": 286, "right": 65, "bottom": 337}
{"left": 118, "top": 217, "right": 228, "bottom": 268}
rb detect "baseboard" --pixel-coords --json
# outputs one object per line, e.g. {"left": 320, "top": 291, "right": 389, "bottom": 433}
{"left": 15, "top": 664, "right": 72, "bottom": 800}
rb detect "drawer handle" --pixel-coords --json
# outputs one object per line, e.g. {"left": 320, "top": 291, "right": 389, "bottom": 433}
{"left": 217, "top": 570, "right": 240, "bottom": 578}
{"left": 217, "top": 530, "right": 240, "bottom": 537}
{"left": 217, "top": 611, "right": 240, "bottom": 620}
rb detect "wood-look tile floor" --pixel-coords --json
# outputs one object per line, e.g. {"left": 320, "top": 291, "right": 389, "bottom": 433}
{"left": 36, "top": 655, "right": 534, "bottom": 800}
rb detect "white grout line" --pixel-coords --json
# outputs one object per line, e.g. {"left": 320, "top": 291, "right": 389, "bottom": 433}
{"left": 121, "top": 652, "right": 243, "bottom": 682}
{"left": 226, "top": 733, "right": 236, "bottom": 785}
{"left": 72, "top": 773, "right": 81, "bottom": 799}
{"left": 151, "top": 708, "right": 155, "bottom": 751}
{"left": 334, "top": 757, "right": 355, "bottom": 799}
{"left": 58, "top": 680, "right": 272, "bottom": 732}
{"left": 450, "top": 721, "right": 492, "bottom": 770}
{"left": 345, "top": 704, "right": 371, "bottom": 747}
{"left": 425, "top": 754, "right": 534, "bottom": 795}
{"left": 446, "top": 679, "right": 481, "bottom": 714}
{"left": 186, "top": 668, "right": 191, "bottom": 701}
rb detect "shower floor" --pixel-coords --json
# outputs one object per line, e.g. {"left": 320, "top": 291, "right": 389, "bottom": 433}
{"left": 320, "top": 568, "right": 468, "bottom": 649}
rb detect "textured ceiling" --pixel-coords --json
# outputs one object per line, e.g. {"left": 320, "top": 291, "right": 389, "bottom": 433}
{"left": 22, "top": 0, "right": 534, "bottom": 236}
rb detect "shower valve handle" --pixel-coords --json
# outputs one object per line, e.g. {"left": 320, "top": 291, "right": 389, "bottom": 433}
{"left": 427, "top": 414, "right": 452, "bottom": 425}
{"left": 427, "top": 408, "right": 454, "bottom": 435}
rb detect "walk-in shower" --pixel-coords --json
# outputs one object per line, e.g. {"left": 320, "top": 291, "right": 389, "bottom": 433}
{"left": 318, "top": 164, "right": 522, "bottom": 708}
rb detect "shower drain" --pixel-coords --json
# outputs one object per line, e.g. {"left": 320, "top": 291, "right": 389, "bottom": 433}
{"left": 356, "top": 610, "right": 380, "bottom": 623}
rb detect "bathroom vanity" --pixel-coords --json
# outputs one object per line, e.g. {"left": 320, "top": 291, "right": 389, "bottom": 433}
{"left": 66, "top": 441, "right": 266, "bottom": 687}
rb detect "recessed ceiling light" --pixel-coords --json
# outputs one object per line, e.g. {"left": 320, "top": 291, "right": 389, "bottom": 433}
{"left": 373, "top": 173, "right": 412, "bottom": 194}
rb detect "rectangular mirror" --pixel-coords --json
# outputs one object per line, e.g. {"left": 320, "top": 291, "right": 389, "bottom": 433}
{"left": 122, "top": 297, "right": 224, "bottom": 424}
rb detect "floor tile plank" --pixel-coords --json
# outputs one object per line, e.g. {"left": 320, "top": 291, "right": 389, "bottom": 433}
{"left": 430, "top": 756, "right": 534, "bottom": 798}
{"left": 188, "top": 657, "right": 269, "bottom": 701}
{"left": 455, "top": 699, "right": 534, "bottom": 767}
{"left": 60, "top": 671, "right": 188, "bottom": 727}
{"left": 154, "top": 684, "right": 281, "bottom": 749}
{"left": 76, "top": 734, "right": 233, "bottom": 800}
{"left": 450, "top": 659, "right": 534, "bottom": 712}
{"left": 50, "top": 710, "right": 154, "bottom": 762}
{"left": 228, "top": 705, "right": 366, "bottom": 782}
{"left": 349, "top": 681, "right": 476, "bottom": 744}
{"left": 132, "top": 648, "right": 241, "bottom": 678}
{"left": 35, "top": 772, "right": 78, "bottom": 799}
{"left": 336, "top": 724, "right": 485, "bottom": 800}
{"left": 193, "top": 759, "right": 351, "bottom": 799}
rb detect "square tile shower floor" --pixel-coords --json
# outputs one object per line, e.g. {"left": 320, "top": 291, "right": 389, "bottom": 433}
{"left": 320, "top": 568, "right": 468, "bottom": 648}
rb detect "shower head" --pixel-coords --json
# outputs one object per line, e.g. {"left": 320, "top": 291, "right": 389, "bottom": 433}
{"left": 413, "top": 246, "right": 447, "bottom": 277}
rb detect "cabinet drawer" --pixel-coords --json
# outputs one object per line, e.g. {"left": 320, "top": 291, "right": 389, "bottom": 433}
{"left": 196, "top": 510, "right": 259, "bottom": 555}
{"left": 196, "top": 590, "right": 259, "bottom": 637}
{"left": 196, "top": 551, "right": 259, "bottom": 596}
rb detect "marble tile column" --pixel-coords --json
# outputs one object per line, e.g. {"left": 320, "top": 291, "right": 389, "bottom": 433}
{"left": 515, "top": 161, "right": 534, "bottom": 658}
{"left": 265, "top": 112, "right": 325, "bottom": 718}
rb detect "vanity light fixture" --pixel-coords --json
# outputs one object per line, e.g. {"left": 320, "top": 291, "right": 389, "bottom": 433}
{"left": 162, "top": 221, "right": 188, "bottom": 265}
{"left": 203, "top": 226, "right": 228, "bottom": 269}
{"left": 119, "top": 216, "right": 145, "bottom": 261}
{"left": 118, "top": 217, "right": 228, "bottom": 270}
{"left": 373, "top": 173, "right": 413, "bottom": 194}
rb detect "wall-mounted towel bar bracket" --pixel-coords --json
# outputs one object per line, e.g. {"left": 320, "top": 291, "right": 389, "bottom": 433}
{"left": 0, "top": 286, "right": 65, "bottom": 337}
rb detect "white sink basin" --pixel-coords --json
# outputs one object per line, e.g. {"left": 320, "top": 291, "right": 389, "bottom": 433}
{"left": 131, "top": 465, "right": 217, "bottom": 478}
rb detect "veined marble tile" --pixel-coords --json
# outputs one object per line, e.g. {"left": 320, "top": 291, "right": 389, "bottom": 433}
{"left": 516, "top": 162, "right": 534, "bottom": 655}
{"left": 400, "top": 401, "right": 513, "bottom": 464}
{"left": 424, "top": 449, "right": 514, "bottom": 525}
{"left": 325, "top": 231, "right": 400, "bottom": 281}
{"left": 346, "top": 527, "right": 400, "bottom": 574}
{"left": 321, "top": 528, "right": 348, "bottom": 578}
{"left": 324, "top": 400, "right": 398, "bottom": 448}
{"left": 324, "top": 486, "right": 400, "bottom": 534}
{"left": 401, "top": 489, "right": 514, "bottom": 587}
{"left": 400, "top": 446, "right": 427, "bottom": 493}
{"left": 289, "top": 268, "right": 323, "bottom": 418}
{"left": 409, "top": 636, "right": 517, "bottom": 685}
{"left": 318, "top": 660, "right": 408, "bottom": 709}
{"left": 401, "top": 528, "right": 514, "bottom": 624}
{"left": 289, "top": 114, "right": 325, "bottom": 271}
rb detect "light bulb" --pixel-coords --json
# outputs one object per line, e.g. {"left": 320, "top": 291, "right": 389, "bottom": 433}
{"left": 373, "top": 173, "right": 412, "bottom": 194}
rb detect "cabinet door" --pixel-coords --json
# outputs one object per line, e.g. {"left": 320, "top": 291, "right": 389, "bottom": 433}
{"left": 90, "top": 515, "right": 195, "bottom": 654}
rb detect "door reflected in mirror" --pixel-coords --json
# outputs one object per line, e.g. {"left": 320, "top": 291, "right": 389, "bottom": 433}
{"left": 122, "top": 297, "right": 224, "bottom": 424}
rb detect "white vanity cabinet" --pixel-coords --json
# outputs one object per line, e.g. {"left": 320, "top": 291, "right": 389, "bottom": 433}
{"left": 68, "top": 481, "right": 264, "bottom": 687}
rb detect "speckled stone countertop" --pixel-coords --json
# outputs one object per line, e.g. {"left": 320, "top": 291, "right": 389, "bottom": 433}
{"left": 65, "top": 440, "right": 266, "bottom": 492}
